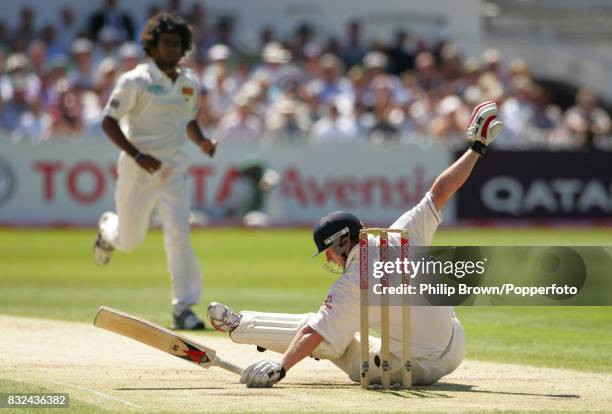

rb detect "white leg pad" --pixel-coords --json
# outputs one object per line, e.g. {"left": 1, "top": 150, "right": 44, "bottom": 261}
{"left": 229, "top": 311, "right": 344, "bottom": 359}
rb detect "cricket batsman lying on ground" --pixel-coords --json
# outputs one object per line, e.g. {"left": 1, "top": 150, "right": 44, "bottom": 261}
{"left": 208, "top": 101, "right": 503, "bottom": 388}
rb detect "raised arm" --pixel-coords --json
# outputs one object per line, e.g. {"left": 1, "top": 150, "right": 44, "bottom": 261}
{"left": 429, "top": 101, "right": 503, "bottom": 211}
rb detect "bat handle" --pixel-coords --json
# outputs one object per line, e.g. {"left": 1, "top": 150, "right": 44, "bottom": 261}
{"left": 214, "top": 356, "right": 244, "bottom": 376}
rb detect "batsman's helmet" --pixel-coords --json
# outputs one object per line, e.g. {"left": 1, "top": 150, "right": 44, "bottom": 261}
{"left": 312, "top": 211, "right": 363, "bottom": 258}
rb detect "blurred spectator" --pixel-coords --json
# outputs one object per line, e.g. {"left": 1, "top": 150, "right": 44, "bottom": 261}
{"left": 311, "top": 101, "right": 357, "bottom": 143}
{"left": 564, "top": 88, "right": 611, "bottom": 149}
{"left": 0, "top": 76, "right": 31, "bottom": 132}
{"left": 202, "top": 17, "right": 237, "bottom": 53}
{"left": 118, "top": 42, "right": 141, "bottom": 73}
{"left": 482, "top": 48, "right": 509, "bottom": 88}
{"left": 216, "top": 95, "right": 262, "bottom": 141}
{"left": 57, "top": 6, "right": 80, "bottom": 53}
{"left": 430, "top": 95, "right": 469, "bottom": 140}
{"left": 1, "top": 53, "right": 41, "bottom": 103}
{"left": 69, "top": 39, "right": 95, "bottom": 90}
{"left": 11, "top": 100, "right": 52, "bottom": 143}
{"left": 38, "top": 25, "right": 63, "bottom": 60}
{"left": 342, "top": 20, "right": 367, "bottom": 69}
{"left": 498, "top": 76, "right": 535, "bottom": 146}
{"left": 202, "top": 44, "right": 231, "bottom": 90}
{"left": 41, "top": 56, "right": 69, "bottom": 106}
{"left": 82, "top": 57, "right": 118, "bottom": 135}
{"left": 293, "top": 22, "right": 314, "bottom": 61}
{"left": 347, "top": 65, "right": 366, "bottom": 103}
{"left": 439, "top": 44, "right": 462, "bottom": 82}
{"left": 528, "top": 86, "right": 561, "bottom": 133}
{"left": 88, "top": 0, "right": 135, "bottom": 43}
{"left": 415, "top": 51, "right": 442, "bottom": 92}
{"left": 300, "top": 42, "right": 321, "bottom": 82}
{"left": 0, "top": 21, "right": 9, "bottom": 53}
{"left": 93, "top": 27, "right": 122, "bottom": 66}
{"left": 387, "top": 30, "right": 414, "bottom": 75}
{"left": 187, "top": 2, "right": 208, "bottom": 60}
{"left": 361, "top": 51, "right": 388, "bottom": 106}
{"left": 48, "top": 79, "right": 84, "bottom": 136}
{"left": 459, "top": 57, "right": 482, "bottom": 101}
{"left": 409, "top": 92, "right": 438, "bottom": 134}
{"left": 508, "top": 58, "right": 531, "bottom": 81}
{"left": 250, "top": 42, "right": 298, "bottom": 97}
{"left": 258, "top": 26, "right": 275, "bottom": 55}
{"left": 265, "top": 97, "right": 311, "bottom": 141}
{"left": 478, "top": 71, "right": 504, "bottom": 102}
{"left": 207, "top": 67, "right": 239, "bottom": 120}
{"left": 368, "top": 86, "right": 401, "bottom": 142}
{"left": 306, "top": 53, "right": 352, "bottom": 106}
{"left": 12, "top": 7, "right": 36, "bottom": 48}
{"left": 28, "top": 41, "right": 47, "bottom": 76}
{"left": 195, "top": 89, "right": 217, "bottom": 136}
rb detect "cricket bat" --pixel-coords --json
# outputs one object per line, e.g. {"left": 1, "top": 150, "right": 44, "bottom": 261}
{"left": 94, "top": 306, "right": 243, "bottom": 376}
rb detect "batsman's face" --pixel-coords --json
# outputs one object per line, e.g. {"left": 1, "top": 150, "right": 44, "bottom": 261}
{"left": 325, "top": 248, "right": 345, "bottom": 269}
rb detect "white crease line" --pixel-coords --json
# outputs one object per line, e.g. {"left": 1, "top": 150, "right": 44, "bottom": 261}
{"left": 48, "top": 379, "right": 143, "bottom": 410}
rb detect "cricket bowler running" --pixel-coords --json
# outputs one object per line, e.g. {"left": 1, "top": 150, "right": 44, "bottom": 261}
{"left": 93, "top": 13, "right": 217, "bottom": 330}
{"left": 208, "top": 101, "right": 503, "bottom": 387}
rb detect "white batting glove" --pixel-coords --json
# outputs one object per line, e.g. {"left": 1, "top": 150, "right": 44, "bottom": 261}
{"left": 240, "top": 359, "right": 286, "bottom": 388}
{"left": 466, "top": 100, "right": 503, "bottom": 156}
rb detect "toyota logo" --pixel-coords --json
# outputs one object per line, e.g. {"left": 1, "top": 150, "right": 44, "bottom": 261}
{"left": 0, "top": 157, "right": 15, "bottom": 206}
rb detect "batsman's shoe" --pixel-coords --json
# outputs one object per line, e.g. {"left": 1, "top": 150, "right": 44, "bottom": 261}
{"left": 207, "top": 302, "right": 242, "bottom": 333}
{"left": 172, "top": 309, "right": 206, "bottom": 330}
{"left": 93, "top": 212, "right": 115, "bottom": 267}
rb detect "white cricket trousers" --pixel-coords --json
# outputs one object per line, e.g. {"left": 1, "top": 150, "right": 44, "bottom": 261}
{"left": 100, "top": 151, "right": 202, "bottom": 307}
{"left": 230, "top": 311, "right": 465, "bottom": 386}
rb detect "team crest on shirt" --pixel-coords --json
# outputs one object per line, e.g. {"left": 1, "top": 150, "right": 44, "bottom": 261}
{"left": 147, "top": 84, "right": 166, "bottom": 95}
{"left": 182, "top": 86, "right": 194, "bottom": 96}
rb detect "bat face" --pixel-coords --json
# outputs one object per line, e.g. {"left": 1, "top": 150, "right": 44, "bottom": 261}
{"left": 94, "top": 306, "right": 217, "bottom": 369}
{"left": 169, "top": 337, "right": 213, "bottom": 366}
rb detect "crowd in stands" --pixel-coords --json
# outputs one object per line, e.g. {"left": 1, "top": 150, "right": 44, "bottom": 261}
{"left": 1, "top": 0, "right": 610, "bottom": 149}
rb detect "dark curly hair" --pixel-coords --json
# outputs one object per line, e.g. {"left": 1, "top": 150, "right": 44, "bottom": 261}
{"left": 141, "top": 12, "right": 192, "bottom": 58}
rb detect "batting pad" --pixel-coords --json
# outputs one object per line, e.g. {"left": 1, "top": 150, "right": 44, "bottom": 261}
{"left": 229, "top": 311, "right": 343, "bottom": 359}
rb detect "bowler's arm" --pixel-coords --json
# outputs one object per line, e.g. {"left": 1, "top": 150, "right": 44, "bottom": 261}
{"left": 187, "top": 120, "right": 218, "bottom": 157}
{"left": 280, "top": 325, "right": 324, "bottom": 371}
{"left": 101, "top": 116, "right": 141, "bottom": 158}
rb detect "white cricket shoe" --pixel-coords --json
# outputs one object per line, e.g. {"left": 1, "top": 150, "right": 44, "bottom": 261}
{"left": 207, "top": 302, "right": 242, "bottom": 333}
{"left": 93, "top": 212, "right": 114, "bottom": 267}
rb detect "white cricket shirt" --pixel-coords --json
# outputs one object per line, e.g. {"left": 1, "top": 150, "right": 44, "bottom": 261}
{"left": 308, "top": 193, "right": 456, "bottom": 360}
{"left": 103, "top": 60, "right": 199, "bottom": 159}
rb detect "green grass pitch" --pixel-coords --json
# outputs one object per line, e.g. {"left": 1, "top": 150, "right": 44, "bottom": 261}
{"left": 0, "top": 227, "right": 611, "bottom": 374}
